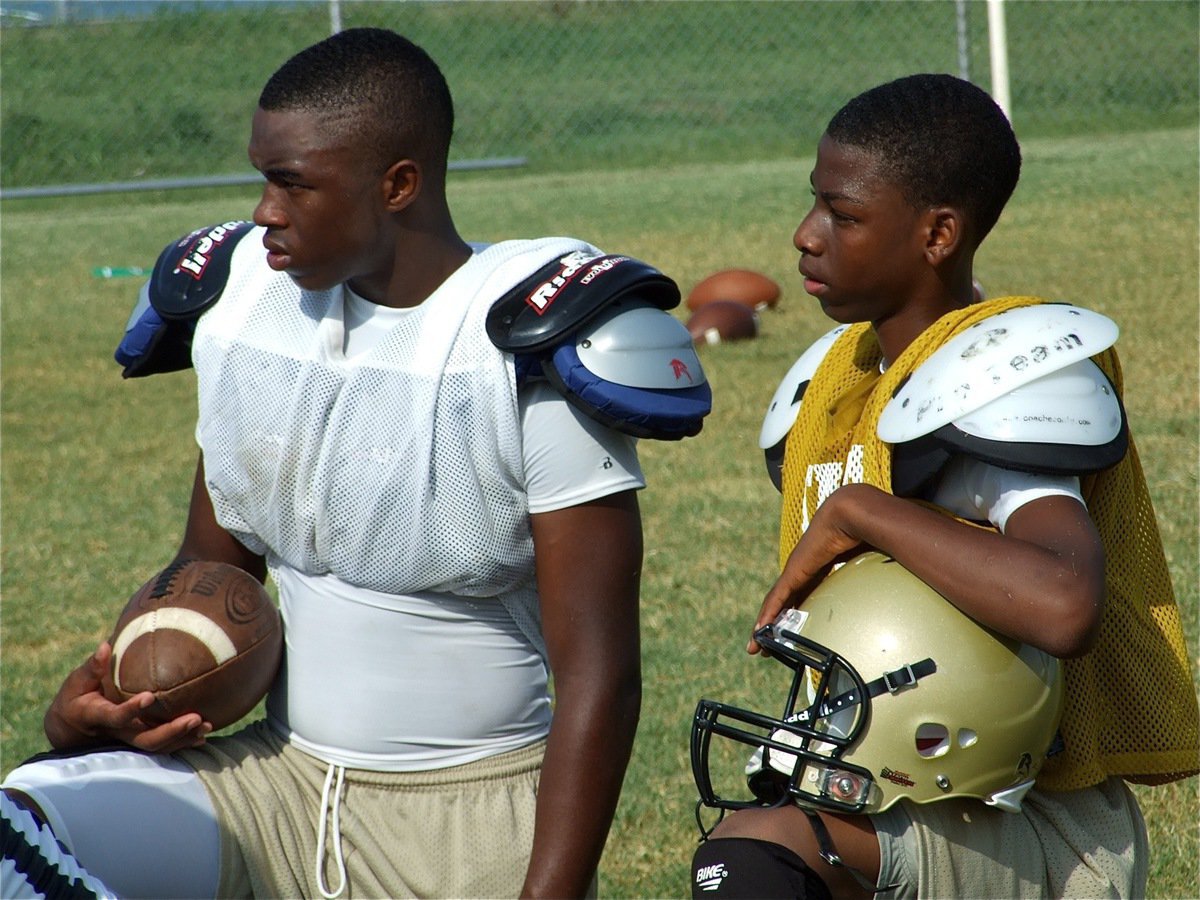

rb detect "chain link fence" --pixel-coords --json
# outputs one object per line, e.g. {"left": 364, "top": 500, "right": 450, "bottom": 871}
{"left": 2, "top": 0, "right": 1196, "bottom": 196}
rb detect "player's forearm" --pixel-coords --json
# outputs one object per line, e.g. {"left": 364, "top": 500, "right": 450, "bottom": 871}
{"left": 524, "top": 495, "right": 643, "bottom": 894}
{"left": 818, "top": 484, "right": 1104, "bottom": 656}
{"left": 520, "top": 676, "right": 640, "bottom": 898}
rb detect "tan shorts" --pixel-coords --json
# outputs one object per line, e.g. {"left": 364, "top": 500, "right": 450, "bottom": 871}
{"left": 180, "top": 721, "right": 546, "bottom": 899}
{"left": 872, "top": 777, "right": 1149, "bottom": 898}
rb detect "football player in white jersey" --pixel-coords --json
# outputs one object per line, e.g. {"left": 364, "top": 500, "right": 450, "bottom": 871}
{"left": 3, "top": 28, "right": 709, "bottom": 899}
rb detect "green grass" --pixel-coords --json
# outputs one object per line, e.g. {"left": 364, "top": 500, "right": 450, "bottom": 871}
{"left": 2, "top": 126, "right": 1197, "bottom": 897}
{"left": 2, "top": 0, "right": 1196, "bottom": 186}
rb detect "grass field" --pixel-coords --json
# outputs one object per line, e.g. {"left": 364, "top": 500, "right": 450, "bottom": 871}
{"left": 2, "top": 124, "right": 1197, "bottom": 896}
{"left": 3, "top": 0, "right": 1197, "bottom": 187}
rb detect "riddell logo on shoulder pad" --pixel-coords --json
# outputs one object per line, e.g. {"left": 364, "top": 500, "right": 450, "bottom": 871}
{"left": 174, "top": 221, "right": 243, "bottom": 280}
{"left": 670, "top": 358, "right": 695, "bottom": 383}
{"left": 695, "top": 862, "right": 728, "bottom": 892}
{"left": 524, "top": 251, "right": 613, "bottom": 314}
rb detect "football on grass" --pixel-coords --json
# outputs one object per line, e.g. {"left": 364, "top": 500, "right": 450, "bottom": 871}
{"left": 686, "top": 300, "right": 759, "bottom": 345}
{"left": 102, "top": 559, "right": 282, "bottom": 730}
{"left": 686, "top": 268, "right": 781, "bottom": 312}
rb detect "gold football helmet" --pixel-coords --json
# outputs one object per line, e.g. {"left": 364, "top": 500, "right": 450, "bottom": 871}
{"left": 691, "top": 552, "right": 1064, "bottom": 817}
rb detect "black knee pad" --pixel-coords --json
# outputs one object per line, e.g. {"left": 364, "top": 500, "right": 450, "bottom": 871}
{"left": 691, "top": 837, "right": 831, "bottom": 899}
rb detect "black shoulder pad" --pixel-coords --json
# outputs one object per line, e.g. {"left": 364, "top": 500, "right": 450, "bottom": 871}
{"left": 890, "top": 407, "right": 1130, "bottom": 499}
{"left": 149, "top": 220, "right": 255, "bottom": 320}
{"left": 930, "top": 414, "right": 1130, "bottom": 476}
{"left": 486, "top": 251, "right": 680, "bottom": 353}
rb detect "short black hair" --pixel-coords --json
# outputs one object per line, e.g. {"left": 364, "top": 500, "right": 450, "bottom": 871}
{"left": 259, "top": 27, "right": 454, "bottom": 179}
{"left": 826, "top": 73, "right": 1020, "bottom": 241}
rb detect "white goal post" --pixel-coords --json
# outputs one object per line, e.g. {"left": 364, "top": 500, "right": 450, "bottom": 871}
{"left": 987, "top": 0, "right": 1013, "bottom": 123}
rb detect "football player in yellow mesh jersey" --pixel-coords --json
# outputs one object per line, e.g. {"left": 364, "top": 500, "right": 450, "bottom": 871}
{"left": 688, "top": 74, "right": 1198, "bottom": 898}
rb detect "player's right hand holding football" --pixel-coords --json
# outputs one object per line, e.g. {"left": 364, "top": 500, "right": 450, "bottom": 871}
{"left": 43, "top": 642, "right": 212, "bottom": 753}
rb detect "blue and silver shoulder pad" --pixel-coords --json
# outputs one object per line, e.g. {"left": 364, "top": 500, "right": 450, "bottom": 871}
{"left": 115, "top": 220, "right": 254, "bottom": 378}
{"left": 488, "top": 251, "right": 710, "bottom": 440}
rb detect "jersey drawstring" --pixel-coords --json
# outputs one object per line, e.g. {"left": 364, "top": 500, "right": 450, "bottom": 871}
{"left": 316, "top": 763, "right": 348, "bottom": 899}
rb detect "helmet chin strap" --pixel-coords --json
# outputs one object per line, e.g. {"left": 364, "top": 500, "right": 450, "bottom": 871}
{"left": 693, "top": 800, "right": 725, "bottom": 841}
{"left": 801, "top": 808, "right": 901, "bottom": 893}
{"left": 693, "top": 788, "right": 795, "bottom": 842}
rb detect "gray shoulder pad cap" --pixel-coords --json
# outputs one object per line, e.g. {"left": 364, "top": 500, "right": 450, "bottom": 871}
{"left": 486, "top": 251, "right": 681, "bottom": 353}
{"left": 917, "top": 358, "right": 1129, "bottom": 476}
{"left": 149, "top": 220, "right": 256, "bottom": 320}
{"left": 541, "top": 300, "right": 711, "bottom": 440}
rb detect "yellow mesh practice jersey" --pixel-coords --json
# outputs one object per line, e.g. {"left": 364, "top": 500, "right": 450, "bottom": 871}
{"left": 779, "top": 297, "right": 1199, "bottom": 790}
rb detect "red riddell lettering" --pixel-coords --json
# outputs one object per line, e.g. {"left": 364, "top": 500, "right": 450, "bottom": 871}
{"left": 174, "top": 221, "right": 241, "bottom": 280}
{"left": 524, "top": 252, "right": 618, "bottom": 315}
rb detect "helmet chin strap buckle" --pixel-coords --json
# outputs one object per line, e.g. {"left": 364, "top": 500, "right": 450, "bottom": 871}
{"left": 820, "top": 657, "right": 937, "bottom": 715}
{"left": 882, "top": 663, "right": 919, "bottom": 693}
{"left": 872, "top": 657, "right": 937, "bottom": 696}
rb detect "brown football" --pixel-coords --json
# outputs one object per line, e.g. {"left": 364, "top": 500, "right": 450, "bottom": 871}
{"left": 102, "top": 559, "right": 282, "bottom": 730}
{"left": 686, "top": 268, "right": 781, "bottom": 312}
{"left": 686, "top": 300, "right": 759, "bottom": 346}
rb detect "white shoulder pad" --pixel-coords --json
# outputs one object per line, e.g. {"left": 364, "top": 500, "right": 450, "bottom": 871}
{"left": 759, "top": 325, "right": 849, "bottom": 450}
{"left": 890, "top": 356, "right": 1127, "bottom": 494}
{"left": 952, "top": 358, "right": 1122, "bottom": 446}
{"left": 878, "top": 304, "right": 1118, "bottom": 443}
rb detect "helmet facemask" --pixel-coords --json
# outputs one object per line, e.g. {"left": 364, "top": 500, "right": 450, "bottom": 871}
{"left": 692, "top": 608, "right": 887, "bottom": 817}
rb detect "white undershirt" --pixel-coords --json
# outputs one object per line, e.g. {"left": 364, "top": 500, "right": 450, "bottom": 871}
{"left": 341, "top": 286, "right": 407, "bottom": 360}
{"left": 267, "top": 289, "right": 644, "bottom": 770}
{"left": 931, "top": 455, "right": 1084, "bottom": 533}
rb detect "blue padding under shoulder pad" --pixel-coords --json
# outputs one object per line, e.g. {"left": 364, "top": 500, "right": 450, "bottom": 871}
{"left": 543, "top": 342, "right": 711, "bottom": 440}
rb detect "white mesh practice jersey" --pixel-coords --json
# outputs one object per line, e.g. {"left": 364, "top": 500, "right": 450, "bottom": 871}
{"left": 194, "top": 234, "right": 597, "bottom": 597}
{"left": 192, "top": 233, "right": 647, "bottom": 768}
{"left": 265, "top": 380, "right": 644, "bottom": 769}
